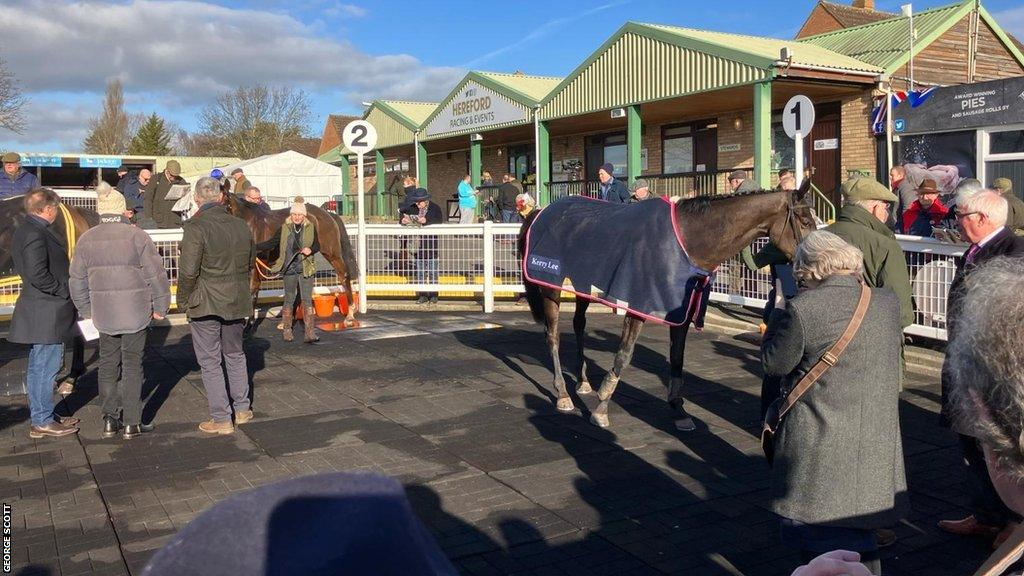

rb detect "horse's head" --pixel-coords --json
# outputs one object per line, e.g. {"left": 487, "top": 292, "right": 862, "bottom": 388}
{"left": 765, "top": 180, "right": 817, "bottom": 260}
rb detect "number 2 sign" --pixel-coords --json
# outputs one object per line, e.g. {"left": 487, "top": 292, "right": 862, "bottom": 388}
{"left": 343, "top": 120, "right": 378, "bottom": 155}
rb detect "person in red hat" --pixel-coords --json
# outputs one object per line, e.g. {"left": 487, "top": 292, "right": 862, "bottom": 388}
{"left": 901, "top": 178, "right": 949, "bottom": 236}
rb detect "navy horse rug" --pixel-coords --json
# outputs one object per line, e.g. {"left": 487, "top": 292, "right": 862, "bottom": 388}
{"left": 522, "top": 196, "right": 712, "bottom": 327}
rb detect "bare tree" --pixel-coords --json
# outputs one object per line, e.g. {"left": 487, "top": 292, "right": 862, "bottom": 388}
{"left": 0, "top": 55, "right": 27, "bottom": 134}
{"left": 82, "top": 79, "right": 143, "bottom": 154}
{"left": 198, "top": 85, "right": 311, "bottom": 159}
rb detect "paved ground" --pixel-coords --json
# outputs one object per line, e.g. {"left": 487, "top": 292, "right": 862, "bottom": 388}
{"left": 0, "top": 308, "right": 991, "bottom": 575}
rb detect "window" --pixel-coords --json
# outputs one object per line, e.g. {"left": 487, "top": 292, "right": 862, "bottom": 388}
{"left": 662, "top": 125, "right": 693, "bottom": 174}
{"left": 990, "top": 130, "right": 1024, "bottom": 155}
{"left": 771, "top": 115, "right": 795, "bottom": 171}
{"left": 585, "top": 133, "right": 627, "bottom": 177}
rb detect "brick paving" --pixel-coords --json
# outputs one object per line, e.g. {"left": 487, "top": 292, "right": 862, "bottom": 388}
{"left": 0, "top": 309, "right": 991, "bottom": 575}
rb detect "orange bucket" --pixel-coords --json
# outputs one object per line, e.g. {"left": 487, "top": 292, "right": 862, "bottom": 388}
{"left": 313, "top": 294, "right": 336, "bottom": 318}
{"left": 337, "top": 292, "right": 358, "bottom": 315}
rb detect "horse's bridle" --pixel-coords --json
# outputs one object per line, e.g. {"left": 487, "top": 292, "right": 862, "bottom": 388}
{"left": 781, "top": 191, "right": 812, "bottom": 247}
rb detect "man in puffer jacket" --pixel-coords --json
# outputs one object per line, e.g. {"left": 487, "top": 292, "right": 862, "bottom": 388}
{"left": 69, "top": 183, "right": 171, "bottom": 440}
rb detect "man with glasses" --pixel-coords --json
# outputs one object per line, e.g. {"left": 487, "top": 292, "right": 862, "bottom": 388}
{"left": 938, "top": 189, "right": 1024, "bottom": 546}
{"left": 243, "top": 186, "right": 267, "bottom": 208}
{"left": 826, "top": 177, "right": 913, "bottom": 330}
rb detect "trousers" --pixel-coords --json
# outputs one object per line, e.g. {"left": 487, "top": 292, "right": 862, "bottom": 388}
{"left": 190, "top": 317, "right": 250, "bottom": 423}
{"left": 98, "top": 330, "right": 147, "bottom": 426}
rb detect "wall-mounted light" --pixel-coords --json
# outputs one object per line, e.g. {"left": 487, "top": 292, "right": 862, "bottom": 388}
{"left": 733, "top": 116, "right": 743, "bottom": 131}
{"left": 470, "top": 133, "right": 484, "bottom": 142}
{"left": 610, "top": 108, "right": 626, "bottom": 119}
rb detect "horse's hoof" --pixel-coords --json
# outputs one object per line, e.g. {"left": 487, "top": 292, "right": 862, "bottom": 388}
{"left": 590, "top": 413, "right": 610, "bottom": 428}
{"left": 674, "top": 417, "right": 696, "bottom": 432}
{"left": 576, "top": 381, "right": 593, "bottom": 395}
{"left": 556, "top": 397, "right": 575, "bottom": 412}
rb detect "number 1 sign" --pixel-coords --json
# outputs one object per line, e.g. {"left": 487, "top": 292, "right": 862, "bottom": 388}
{"left": 782, "top": 95, "right": 815, "bottom": 188}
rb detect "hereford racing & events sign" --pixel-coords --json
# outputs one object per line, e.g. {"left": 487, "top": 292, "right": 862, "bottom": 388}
{"left": 892, "top": 76, "right": 1024, "bottom": 134}
{"left": 424, "top": 81, "right": 528, "bottom": 137}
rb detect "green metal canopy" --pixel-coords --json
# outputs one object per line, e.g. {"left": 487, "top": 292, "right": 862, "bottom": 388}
{"left": 362, "top": 100, "right": 437, "bottom": 151}
{"left": 799, "top": 0, "right": 1024, "bottom": 73}
{"left": 540, "top": 22, "right": 883, "bottom": 121}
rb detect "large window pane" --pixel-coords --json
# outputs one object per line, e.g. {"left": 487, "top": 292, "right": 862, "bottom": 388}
{"left": 663, "top": 137, "right": 693, "bottom": 173}
{"left": 898, "top": 129, "right": 976, "bottom": 178}
{"left": 604, "top": 144, "right": 627, "bottom": 176}
{"left": 771, "top": 123, "right": 795, "bottom": 171}
{"left": 990, "top": 130, "right": 1024, "bottom": 155}
{"left": 986, "top": 160, "right": 1024, "bottom": 198}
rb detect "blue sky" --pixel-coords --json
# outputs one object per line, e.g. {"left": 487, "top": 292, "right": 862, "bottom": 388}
{"left": 0, "top": 0, "right": 1022, "bottom": 152}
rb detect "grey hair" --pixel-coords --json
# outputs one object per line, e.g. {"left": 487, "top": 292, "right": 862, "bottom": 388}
{"left": 959, "top": 189, "right": 1008, "bottom": 227}
{"left": 194, "top": 176, "right": 222, "bottom": 204}
{"left": 853, "top": 199, "right": 885, "bottom": 212}
{"left": 793, "top": 230, "right": 864, "bottom": 283}
{"left": 95, "top": 181, "right": 113, "bottom": 196}
{"left": 949, "top": 257, "right": 1024, "bottom": 480}
{"left": 953, "top": 178, "right": 984, "bottom": 206}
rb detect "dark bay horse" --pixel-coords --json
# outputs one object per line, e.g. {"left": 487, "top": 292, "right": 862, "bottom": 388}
{"left": 225, "top": 195, "right": 359, "bottom": 326}
{"left": 518, "top": 186, "right": 816, "bottom": 430}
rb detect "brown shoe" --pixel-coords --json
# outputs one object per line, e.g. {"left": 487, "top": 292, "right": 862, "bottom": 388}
{"left": 938, "top": 515, "right": 1001, "bottom": 536}
{"left": 29, "top": 421, "right": 79, "bottom": 438}
{"left": 56, "top": 415, "right": 81, "bottom": 427}
{"left": 235, "top": 410, "right": 254, "bottom": 424}
{"left": 875, "top": 528, "right": 897, "bottom": 548}
{"left": 198, "top": 420, "right": 234, "bottom": 435}
{"left": 994, "top": 522, "right": 1018, "bottom": 549}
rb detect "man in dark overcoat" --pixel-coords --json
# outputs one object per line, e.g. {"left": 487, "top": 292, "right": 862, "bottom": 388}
{"left": 9, "top": 188, "right": 80, "bottom": 438}
{"left": 938, "top": 189, "right": 1024, "bottom": 545}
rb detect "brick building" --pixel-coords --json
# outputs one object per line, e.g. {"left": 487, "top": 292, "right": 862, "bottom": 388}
{"left": 321, "top": 0, "right": 1024, "bottom": 220}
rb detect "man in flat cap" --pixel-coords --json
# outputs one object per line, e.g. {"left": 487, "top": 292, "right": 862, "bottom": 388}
{"left": 0, "top": 152, "right": 40, "bottom": 199}
{"left": 992, "top": 177, "right": 1024, "bottom": 234}
{"left": 141, "top": 160, "right": 189, "bottom": 229}
{"left": 728, "top": 169, "right": 759, "bottom": 193}
{"left": 231, "top": 168, "right": 251, "bottom": 197}
{"left": 827, "top": 177, "right": 913, "bottom": 329}
{"left": 629, "top": 179, "right": 655, "bottom": 202}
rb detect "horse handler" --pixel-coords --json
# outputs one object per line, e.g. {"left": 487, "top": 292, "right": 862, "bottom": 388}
{"left": 69, "top": 184, "right": 171, "bottom": 439}
{"left": 271, "top": 197, "right": 320, "bottom": 343}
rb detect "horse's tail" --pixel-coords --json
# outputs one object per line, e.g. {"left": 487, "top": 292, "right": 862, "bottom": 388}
{"left": 334, "top": 215, "right": 359, "bottom": 281}
{"left": 517, "top": 209, "right": 546, "bottom": 325}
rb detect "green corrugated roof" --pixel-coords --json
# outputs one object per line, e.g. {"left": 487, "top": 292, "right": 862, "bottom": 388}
{"left": 373, "top": 101, "right": 437, "bottom": 130}
{"left": 798, "top": 1, "right": 969, "bottom": 72}
{"left": 317, "top": 145, "right": 345, "bottom": 165}
{"left": 475, "top": 72, "right": 562, "bottom": 104}
{"left": 640, "top": 23, "right": 884, "bottom": 73}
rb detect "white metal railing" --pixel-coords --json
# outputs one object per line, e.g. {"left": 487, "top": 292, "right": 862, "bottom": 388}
{"left": 0, "top": 214, "right": 964, "bottom": 341}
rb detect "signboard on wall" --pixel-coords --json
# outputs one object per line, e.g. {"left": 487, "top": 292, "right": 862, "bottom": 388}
{"left": 425, "top": 81, "right": 528, "bottom": 137}
{"left": 20, "top": 155, "right": 62, "bottom": 167}
{"left": 80, "top": 156, "right": 122, "bottom": 168}
{"left": 893, "top": 76, "right": 1024, "bottom": 134}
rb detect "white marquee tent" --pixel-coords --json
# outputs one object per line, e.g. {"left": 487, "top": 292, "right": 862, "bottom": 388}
{"left": 193, "top": 150, "right": 343, "bottom": 209}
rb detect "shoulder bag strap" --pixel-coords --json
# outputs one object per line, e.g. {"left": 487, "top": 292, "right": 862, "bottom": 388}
{"left": 777, "top": 280, "right": 872, "bottom": 422}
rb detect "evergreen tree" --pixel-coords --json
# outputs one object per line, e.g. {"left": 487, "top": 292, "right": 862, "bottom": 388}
{"left": 128, "top": 113, "right": 173, "bottom": 156}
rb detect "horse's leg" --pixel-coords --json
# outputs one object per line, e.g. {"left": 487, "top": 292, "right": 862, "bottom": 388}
{"left": 591, "top": 315, "right": 645, "bottom": 428}
{"left": 325, "top": 253, "right": 356, "bottom": 326}
{"left": 572, "top": 297, "right": 592, "bottom": 394}
{"left": 543, "top": 292, "right": 573, "bottom": 412}
{"left": 668, "top": 323, "right": 696, "bottom": 432}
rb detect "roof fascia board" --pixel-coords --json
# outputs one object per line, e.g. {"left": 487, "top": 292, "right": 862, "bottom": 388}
{"left": 978, "top": 5, "right": 1024, "bottom": 68}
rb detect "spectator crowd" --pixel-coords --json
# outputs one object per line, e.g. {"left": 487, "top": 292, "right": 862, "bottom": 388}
{"left": 6, "top": 159, "right": 1024, "bottom": 574}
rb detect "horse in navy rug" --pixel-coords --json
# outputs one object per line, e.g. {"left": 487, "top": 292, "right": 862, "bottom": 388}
{"left": 518, "top": 184, "right": 814, "bottom": 429}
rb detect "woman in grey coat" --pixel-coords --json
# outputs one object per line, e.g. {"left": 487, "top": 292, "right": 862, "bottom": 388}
{"left": 762, "top": 231, "right": 908, "bottom": 575}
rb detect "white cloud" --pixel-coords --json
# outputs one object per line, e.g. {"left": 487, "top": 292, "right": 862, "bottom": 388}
{"left": 0, "top": 0, "right": 460, "bottom": 149}
{"left": 994, "top": 6, "right": 1024, "bottom": 42}
{"left": 1, "top": 98, "right": 96, "bottom": 150}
